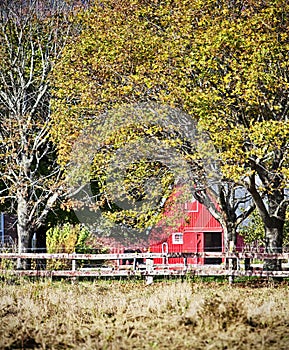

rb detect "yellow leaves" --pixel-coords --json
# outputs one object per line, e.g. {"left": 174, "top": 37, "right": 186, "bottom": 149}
{"left": 249, "top": 120, "right": 288, "bottom": 150}
{"left": 186, "top": 1, "right": 289, "bottom": 184}
{"left": 50, "top": 0, "right": 289, "bottom": 201}
{"left": 210, "top": 118, "right": 289, "bottom": 183}
{"left": 282, "top": 167, "right": 289, "bottom": 180}
{"left": 52, "top": 0, "right": 196, "bottom": 125}
{"left": 223, "top": 73, "right": 232, "bottom": 87}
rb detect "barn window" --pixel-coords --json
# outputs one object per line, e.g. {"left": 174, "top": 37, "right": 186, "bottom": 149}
{"left": 172, "top": 232, "right": 183, "bottom": 244}
{"left": 185, "top": 198, "right": 198, "bottom": 212}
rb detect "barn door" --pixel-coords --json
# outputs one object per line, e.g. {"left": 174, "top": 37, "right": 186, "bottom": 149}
{"left": 204, "top": 232, "right": 222, "bottom": 265}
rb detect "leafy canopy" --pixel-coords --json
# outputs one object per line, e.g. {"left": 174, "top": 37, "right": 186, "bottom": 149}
{"left": 51, "top": 0, "right": 289, "bottom": 239}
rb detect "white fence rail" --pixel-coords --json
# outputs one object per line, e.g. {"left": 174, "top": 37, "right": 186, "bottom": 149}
{"left": 0, "top": 252, "right": 289, "bottom": 283}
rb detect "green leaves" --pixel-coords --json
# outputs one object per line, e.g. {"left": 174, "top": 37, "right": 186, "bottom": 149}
{"left": 187, "top": 1, "right": 289, "bottom": 186}
{"left": 51, "top": 0, "right": 195, "bottom": 159}
{"left": 51, "top": 0, "right": 289, "bottom": 245}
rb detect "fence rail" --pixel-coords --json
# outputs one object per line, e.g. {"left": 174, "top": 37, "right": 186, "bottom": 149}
{"left": 1, "top": 251, "right": 289, "bottom": 260}
{"left": 1, "top": 252, "right": 289, "bottom": 283}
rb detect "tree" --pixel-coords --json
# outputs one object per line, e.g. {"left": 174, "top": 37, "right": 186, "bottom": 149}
{"left": 51, "top": 0, "right": 256, "bottom": 249}
{"left": 0, "top": 0, "right": 82, "bottom": 268}
{"left": 58, "top": 102, "right": 200, "bottom": 246}
{"left": 185, "top": 0, "right": 289, "bottom": 269}
{"left": 240, "top": 209, "right": 289, "bottom": 247}
{"left": 194, "top": 182, "right": 255, "bottom": 250}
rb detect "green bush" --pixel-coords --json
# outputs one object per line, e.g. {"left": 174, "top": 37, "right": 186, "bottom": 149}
{"left": 239, "top": 209, "right": 289, "bottom": 247}
{"left": 46, "top": 224, "right": 107, "bottom": 270}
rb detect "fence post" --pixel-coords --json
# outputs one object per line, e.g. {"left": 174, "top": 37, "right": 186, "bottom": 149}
{"left": 183, "top": 257, "right": 187, "bottom": 271}
{"left": 162, "top": 242, "right": 168, "bottom": 265}
{"left": 244, "top": 258, "right": 251, "bottom": 271}
{"left": 72, "top": 258, "right": 76, "bottom": 272}
{"left": 71, "top": 252, "right": 77, "bottom": 284}
{"left": 228, "top": 241, "right": 236, "bottom": 284}
{"left": 145, "top": 258, "right": 154, "bottom": 285}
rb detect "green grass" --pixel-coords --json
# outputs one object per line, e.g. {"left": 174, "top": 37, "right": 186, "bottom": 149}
{"left": 0, "top": 279, "right": 289, "bottom": 349}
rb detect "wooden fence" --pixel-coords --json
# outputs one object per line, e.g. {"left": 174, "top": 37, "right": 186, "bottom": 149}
{"left": 1, "top": 252, "right": 289, "bottom": 283}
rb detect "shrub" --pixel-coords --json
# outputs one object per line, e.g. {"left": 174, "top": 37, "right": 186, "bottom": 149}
{"left": 46, "top": 224, "right": 107, "bottom": 270}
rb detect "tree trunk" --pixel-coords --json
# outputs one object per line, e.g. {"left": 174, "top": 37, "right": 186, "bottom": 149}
{"left": 224, "top": 223, "right": 238, "bottom": 270}
{"left": 35, "top": 226, "right": 47, "bottom": 269}
{"left": 247, "top": 176, "right": 285, "bottom": 272}
{"left": 227, "top": 223, "right": 237, "bottom": 250}
{"left": 264, "top": 225, "right": 283, "bottom": 271}
{"left": 16, "top": 192, "right": 33, "bottom": 269}
{"left": 263, "top": 189, "right": 285, "bottom": 271}
{"left": 17, "top": 226, "right": 33, "bottom": 270}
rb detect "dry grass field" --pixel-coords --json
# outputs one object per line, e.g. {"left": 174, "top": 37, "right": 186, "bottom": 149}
{"left": 0, "top": 278, "right": 289, "bottom": 349}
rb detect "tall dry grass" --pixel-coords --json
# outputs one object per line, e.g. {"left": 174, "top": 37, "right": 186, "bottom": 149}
{"left": 0, "top": 278, "right": 289, "bottom": 349}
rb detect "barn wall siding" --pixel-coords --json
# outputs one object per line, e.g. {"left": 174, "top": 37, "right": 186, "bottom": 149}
{"left": 149, "top": 200, "right": 226, "bottom": 265}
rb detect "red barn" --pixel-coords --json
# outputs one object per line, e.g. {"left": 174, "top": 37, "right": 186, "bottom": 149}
{"left": 149, "top": 197, "right": 224, "bottom": 265}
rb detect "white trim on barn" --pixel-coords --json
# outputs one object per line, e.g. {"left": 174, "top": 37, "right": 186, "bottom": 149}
{"left": 172, "top": 232, "right": 183, "bottom": 245}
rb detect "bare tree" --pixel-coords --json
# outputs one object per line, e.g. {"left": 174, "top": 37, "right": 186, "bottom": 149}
{"left": 0, "top": 0, "right": 82, "bottom": 268}
{"left": 194, "top": 182, "right": 255, "bottom": 251}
